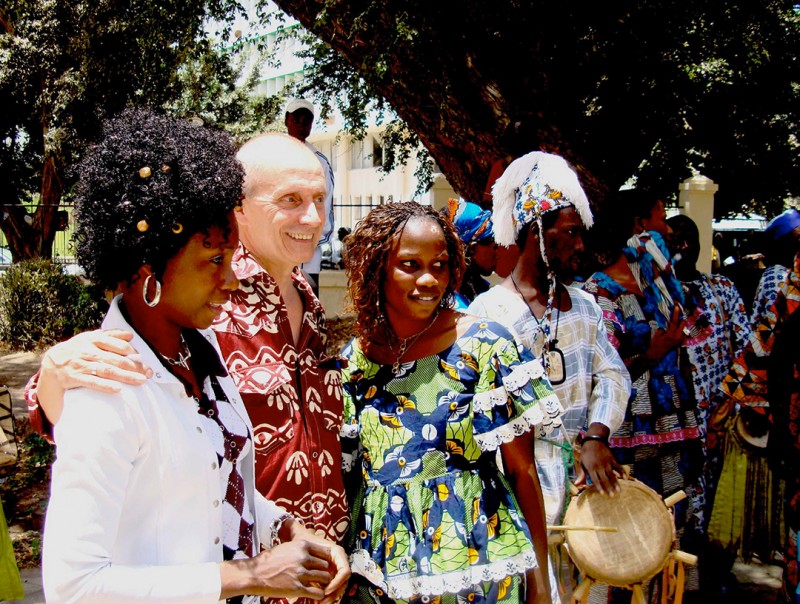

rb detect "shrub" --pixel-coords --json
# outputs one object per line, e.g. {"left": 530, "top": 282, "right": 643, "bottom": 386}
{"left": 0, "top": 259, "right": 104, "bottom": 350}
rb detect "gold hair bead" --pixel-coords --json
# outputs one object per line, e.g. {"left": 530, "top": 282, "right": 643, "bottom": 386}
{"left": 171, "top": 222, "right": 183, "bottom": 234}
{"left": 138, "top": 166, "right": 152, "bottom": 179}
{"left": 161, "top": 164, "right": 171, "bottom": 173}
{"left": 136, "top": 220, "right": 149, "bottom": 233}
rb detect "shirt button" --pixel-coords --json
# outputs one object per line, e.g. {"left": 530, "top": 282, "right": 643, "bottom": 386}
{"left": 155, "top": 373, "right": 163, "bottom": 379}
{"left": 196, "top": 427, "right": 203, "bottom": 434}
{"left": 214, "top": 537, "right": 220, "bottom": 545}
{"left": 213, "top": 500, "right": 220, "bottom": 508}
{"left": 211, "top": 462, "right": 218, "bottom": 470}
{"left": 312, "top": 451, "right": 319, "bottom": 459}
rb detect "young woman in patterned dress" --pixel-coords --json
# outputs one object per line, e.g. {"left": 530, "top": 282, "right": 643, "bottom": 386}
{"left": 340, "top": 201, "right": 562, "bottom": 604}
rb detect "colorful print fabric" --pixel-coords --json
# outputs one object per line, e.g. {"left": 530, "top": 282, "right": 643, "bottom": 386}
{"left": 213, "top": 244, "right": 349, "bottom": 544}
{"left": 582, "top": 272, "right": 700, "bottom": 448}
{"left": 683, "top": 274, "right": 751, "bottom": 430}
{"left": 751, "top": 264, "right": 790, "bottom": 328}
{"left": 340, "top": 320, "right": 562, "bottom": 601}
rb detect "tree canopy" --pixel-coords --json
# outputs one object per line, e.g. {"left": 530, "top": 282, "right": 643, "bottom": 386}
{"left": 0, "top": 0, "right": 279, "bottom": 261}
{"left": 273, "top": 0, "right": 800, "bottom": 217}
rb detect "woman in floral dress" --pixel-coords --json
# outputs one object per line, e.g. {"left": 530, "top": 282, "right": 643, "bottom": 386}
{"left": 340, "top": 202, "right": 562, "bottom": 604}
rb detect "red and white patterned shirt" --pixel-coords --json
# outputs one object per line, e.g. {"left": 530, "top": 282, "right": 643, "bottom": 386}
{"left": 212, "top": 244, "right": 349, "bottom": 544}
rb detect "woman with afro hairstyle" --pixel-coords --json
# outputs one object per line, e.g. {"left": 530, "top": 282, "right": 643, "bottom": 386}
{"left": 339, "top": 201, "right": 562, "bottom": 604}
{"left": 42, "top": 109, "right": 347, "bottom": 604}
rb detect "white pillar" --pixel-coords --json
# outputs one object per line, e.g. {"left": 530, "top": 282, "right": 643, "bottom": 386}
{"left": 678, "top": 175, "right": 718, "bottom": 274}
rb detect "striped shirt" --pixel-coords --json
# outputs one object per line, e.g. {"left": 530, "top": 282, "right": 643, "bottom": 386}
{"left": 468, "top": 284, "right": 630, "bottom": 524}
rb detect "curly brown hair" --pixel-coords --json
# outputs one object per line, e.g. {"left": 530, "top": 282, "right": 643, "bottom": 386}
{"left": 344, "top": 201, "right": 465, "bottom": 343}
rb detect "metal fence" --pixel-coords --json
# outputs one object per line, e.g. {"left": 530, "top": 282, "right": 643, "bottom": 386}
{"left": 0, "top": 201, "right": 78, "bottom": 270}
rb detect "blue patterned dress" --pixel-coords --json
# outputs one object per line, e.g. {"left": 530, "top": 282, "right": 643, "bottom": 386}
{"left": 340, "top": 320, "right": 562, "bottom": 604}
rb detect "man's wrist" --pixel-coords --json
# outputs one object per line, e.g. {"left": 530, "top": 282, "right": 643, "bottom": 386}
{"left": 581, "top": 433, "right": 609, "bottom": 446}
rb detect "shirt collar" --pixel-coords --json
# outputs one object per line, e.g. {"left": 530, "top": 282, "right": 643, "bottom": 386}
{"left": 231, "top": 243, "right": 323, "bottom": 312}
{"left": 183, "top": 328, "right": 228, "bottom": 380}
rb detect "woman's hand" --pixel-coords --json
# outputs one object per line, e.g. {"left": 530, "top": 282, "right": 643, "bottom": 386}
{"left": 500, "top": 432, "right": 552, "bottom": 604}
{"left": 37, "top": 329, "right": 151, "bottom": 424}
{"left": 220, "top": 540, "right": 337, "bottom": 600}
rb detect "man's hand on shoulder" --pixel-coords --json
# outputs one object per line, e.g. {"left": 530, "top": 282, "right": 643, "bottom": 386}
{"left": 37, "top": 329, "right": 151, "bottom": 424}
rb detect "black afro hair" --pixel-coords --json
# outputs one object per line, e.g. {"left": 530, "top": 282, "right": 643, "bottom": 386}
{"left": 73, "top": 108, "right": 244, "bottom": 289}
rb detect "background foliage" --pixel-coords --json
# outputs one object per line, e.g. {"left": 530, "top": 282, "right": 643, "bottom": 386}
{"left": 0, "top": 0, "right": 281, "bottom": 262}
{"left": 2, "top": 0, "right": 799, "bottom": 262}
{"left": 0, "top": 260, "right": 104, "bottom": 350}
{"left": 272, "top": 0, "right": 800, "bottom": 216}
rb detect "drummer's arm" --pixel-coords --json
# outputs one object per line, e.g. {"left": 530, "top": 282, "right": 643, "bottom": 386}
{"left": 581, "top": 316, "right": 629, "bottom": 496}
{"left": 500, "top": 431, "right": 552, "bottom": 604}
{"left": 578, "top": 424, "right": 624, "bottom": 496}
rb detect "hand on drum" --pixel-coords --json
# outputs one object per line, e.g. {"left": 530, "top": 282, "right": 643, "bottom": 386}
{"left": 575, "top": 439, "right": 625, "bottom": 496}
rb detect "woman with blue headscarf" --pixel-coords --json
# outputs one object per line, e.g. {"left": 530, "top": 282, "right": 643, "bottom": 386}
{"left": 446, "top": 198, "right": 498, "bottom": 310}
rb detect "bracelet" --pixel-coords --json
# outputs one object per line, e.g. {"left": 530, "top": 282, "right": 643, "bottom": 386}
{"left": 269, "top": 512, "right": 296, "bottom": 549}
{"left": 581, "top": 434, "right": 609, "bottom": 445}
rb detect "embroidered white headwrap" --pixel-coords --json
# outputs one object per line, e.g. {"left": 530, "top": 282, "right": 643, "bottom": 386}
{"left": 492, "top": 151, "right": 593, "bottom": 249}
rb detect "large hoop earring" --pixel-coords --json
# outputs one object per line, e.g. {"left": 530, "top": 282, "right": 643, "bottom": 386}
{"left": 143, "top": 274, "right": 162, "bottom": 308}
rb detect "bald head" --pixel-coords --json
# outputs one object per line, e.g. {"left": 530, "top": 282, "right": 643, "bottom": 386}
{"left": 237, "top": 132, "right": 323, "bottom": 198}
{"left": 235, "top": 132, "right": 327, "bottom": 277}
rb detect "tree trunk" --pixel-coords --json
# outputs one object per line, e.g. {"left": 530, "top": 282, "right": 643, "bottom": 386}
{"left": 1, "top": 155, "right": 62, "bottom": 262}
{"left": 274, "top": 0, "right": 611, "bottom": 206}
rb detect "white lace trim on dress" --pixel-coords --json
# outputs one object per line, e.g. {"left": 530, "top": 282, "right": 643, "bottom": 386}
{"left": 472, "top": 386, "right": 508, "bottom": 412}
{"left": 349, "top": 547, "right": 538, "bottom": 600}
{"left": 501, "top": 359, "right": 546, "bottom": 391}
{"left": 473, "top": 394, "right": 563, "bottom": 451}
{"left": 339, "top": 421, "right": 359, "bottom": 439}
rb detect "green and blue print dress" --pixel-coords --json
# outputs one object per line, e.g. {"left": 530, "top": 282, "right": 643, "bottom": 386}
{"left": 340, "top": 320, "right": 563, "bottom": 604}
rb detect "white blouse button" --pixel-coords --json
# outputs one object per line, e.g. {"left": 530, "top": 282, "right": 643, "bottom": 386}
{"left": 213, "top": 500, "right": 220, "bottom": 508}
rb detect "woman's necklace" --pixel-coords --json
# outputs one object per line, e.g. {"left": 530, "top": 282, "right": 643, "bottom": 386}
{"left": 386, "top": 309, "right": 440, "bottom": 375}
{"left": 159, "top": 334, "right": 192, "bottom": 371}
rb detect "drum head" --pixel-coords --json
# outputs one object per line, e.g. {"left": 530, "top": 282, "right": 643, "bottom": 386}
{"left": 563, "top": 479, "right": 674, "bottom": 587}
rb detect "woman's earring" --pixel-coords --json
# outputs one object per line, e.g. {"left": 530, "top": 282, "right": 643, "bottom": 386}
{"left": 143, "top": 274, "right": 162, "bottom": 308}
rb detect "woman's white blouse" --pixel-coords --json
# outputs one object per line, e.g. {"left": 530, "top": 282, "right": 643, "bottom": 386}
{"left": 43, "top": 297, "right": 288, "bottom": 603}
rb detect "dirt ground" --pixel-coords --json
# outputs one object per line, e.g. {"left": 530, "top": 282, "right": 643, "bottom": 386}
{"left": 0, "top": 349, "right": 49, "bottom": 570}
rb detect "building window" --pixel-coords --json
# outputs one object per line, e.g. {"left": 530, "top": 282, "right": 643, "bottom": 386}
{"left": 371, "top": 137, "right": 383, "bottom": 167}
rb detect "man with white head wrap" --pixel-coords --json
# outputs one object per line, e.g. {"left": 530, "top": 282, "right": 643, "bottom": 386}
{"left": 468, "top": 152, "right": 630, "bottom": 603}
